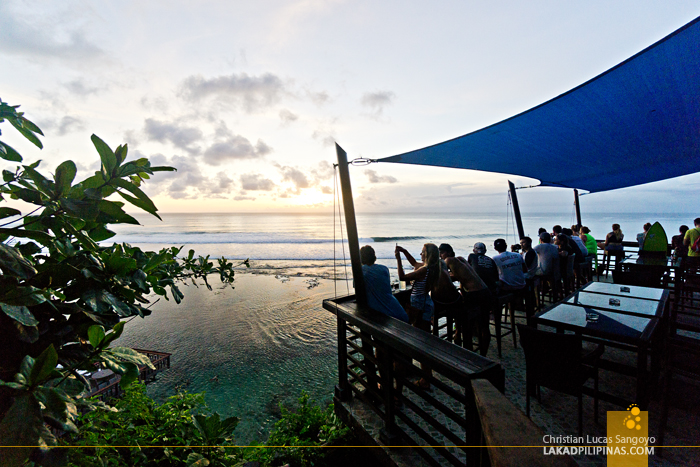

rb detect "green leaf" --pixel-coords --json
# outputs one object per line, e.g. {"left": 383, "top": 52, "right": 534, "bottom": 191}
{"left": 97, "top": 200, "right": 140, "bottom": 224}
{"left": 114, "top": 144, "right": 128, "bottom": 165}
{"left": 87, "top": 225, "right": 116, "bottom": 242}
{"left": 102, "top": 321, "right": 125, "bottom": 346}
{"left": 186, "top": 453, "right": 210, "bottom": 467}
{"left": 0, "top": 207, "right": 21, "bottom": 219}
{"left": 54, "top": 160, "right": 77, "bottom": 196}
{"left": 0, "top": 303, "right": 39, "bottom": 326}
{"left": 13, "top": 320, "right": 39, "bottom": 344}
{"left": 1, "top": 285, "right": 47, "bottom": 306}
{"left": 91, "top": 134, "right": 117, "bottom": 178}
{"left": 0, "top": 141, "right": 22, "bottom": 162}
{"left": 0, "top": 393, "right": 42, "bottom": 467}
{"left": 108, "top": 347, "right": 155, "bottom": 369}
{"left": 0, "top": 243, "right": 37, "bottom": 278}
{"left": 0, "top": 227, "right": 52, "bottom": 245}
{"left": 112, "top": 178, "right": 159, "bottom": 215}
{"left": 12, "top": 187, "right": 44, "bottom": 205}
{"left": 87, "top": 325, "right": 106, "bottom": 348}
{"left": 29, "top": 344, "right": 58, "bottom": 386}
{"left": 60, "top": 198, "right": 100, "bottom": 220}
{"left": 9, "top": 117, "right": 43, "bottom": 148}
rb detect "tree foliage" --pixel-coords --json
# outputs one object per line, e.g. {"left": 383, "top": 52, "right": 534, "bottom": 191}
{"left": 0, "top": 99, "right": 247, "bottom": 466}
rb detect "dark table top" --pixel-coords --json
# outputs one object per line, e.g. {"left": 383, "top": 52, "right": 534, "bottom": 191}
{"left": 565, "top": 291, "right": 662, "bottom": 318}
{"left": 620, "top": 254, "right": 681, "bottom": 268}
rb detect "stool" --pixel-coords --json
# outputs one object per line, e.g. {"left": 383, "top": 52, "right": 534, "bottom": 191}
{"left": 600, "top": 250, "right": 624, "bottom": 279}
{"left": 491, "top": 290, "right": 525, "bottom": 358}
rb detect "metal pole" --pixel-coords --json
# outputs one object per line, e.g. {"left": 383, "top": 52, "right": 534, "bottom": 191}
{"left": 335, "top": 143, "right": 367, "bottom": 307}
{"left": 508, "top": 181, "right": 525, "bottom": 240}
{"left": 574, "top": 189, "right": 582, "bottom": 228}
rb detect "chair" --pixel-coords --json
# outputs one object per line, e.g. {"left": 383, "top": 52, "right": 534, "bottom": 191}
{"left": 657, "top": 334, "right": 700, "bottom": 457}
{"left": 536, "top": 256, "right": 561, "bottom": 310}
{"left": 576, "top": 256, "right": 593, "bottom": 288}
{"left": 517, "top": 324, "right": 604, "bottom": 436}
{"left": 562, "top": 254, "right": 576, "bottom": 295}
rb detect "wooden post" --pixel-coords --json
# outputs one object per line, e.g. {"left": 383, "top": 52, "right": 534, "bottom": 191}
{"left": 574, "top": 189, "right": 582, "bottom": 228}
{"left": 334, "top": 317, "right": 351, "bottom": 402}
{"left": 508, "top": 181, "right": 525, "bottom": 240}
{"left": 336, "top": 143, "right": 367, "bottom": 306}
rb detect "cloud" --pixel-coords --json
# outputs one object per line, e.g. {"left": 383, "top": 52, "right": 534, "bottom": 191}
{"left": 306, "top": 90, "right": 330, "bottom": 105}
{"left": 62, "top": 79, "right": 101, "bottom": 96}
{"left": 279, "top": 109, "right": 299, "bottom": 124}
{"left": 203, "top": 135, "right": 272, "bottom": 166}
{"left": 209, "top": 172, "right": 235, "bottom": 195}
{"left": 240, "top": 173, "right": 276, "bottom": 191}
{"left": 143, "top": 118, "right": 203, "bottom": 154}
{"left": 321, "top": 185, "right": 332, "bottom": 194}
{"left": 140, "top": 96, "right": 170, "bottom": 113}
{"left": 0, "top": 4, "right": 103, "bottom": 62}
{"left": 234, "top": 195, "right": 256, "bottom": 201}
{"left": 361, "top": 90, "right": 396, "bottom": 117}
{"left": 39, "top": 115, "right": 85, "bottom": 136}
{"left": 179, "top": 72, "right": 286, "bottom": 112}
{"left": 278, "top": 165, "right": 310, "bottom": 194}
{"left": 311, "top": 160, "right": 334, "bottom": 181}
{"left": 365, "top": 169, "right": 397, "bottom": 184}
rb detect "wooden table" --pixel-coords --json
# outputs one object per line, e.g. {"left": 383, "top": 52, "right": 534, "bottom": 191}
{"left": 533, "top": 282, "right": 669, "bottom": 409}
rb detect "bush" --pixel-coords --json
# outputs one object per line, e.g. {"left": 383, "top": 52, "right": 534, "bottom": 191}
{"left": 63, "top": 384, "right": 240, "bottom": 467}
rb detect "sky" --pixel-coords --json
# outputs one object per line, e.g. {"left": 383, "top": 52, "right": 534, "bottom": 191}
{"left": 2, "top": 1, "right": 699, "bottom": 216}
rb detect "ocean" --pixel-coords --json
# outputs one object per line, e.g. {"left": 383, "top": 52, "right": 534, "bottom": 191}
{"left": 112, "top": 211, "right": 693, "bottom": 444}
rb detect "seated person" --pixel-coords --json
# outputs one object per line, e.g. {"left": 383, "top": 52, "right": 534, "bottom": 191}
{"left": 492, "top": 238, "right": 526, "bottom": 292}
{"left": 534, "top": 232, "right": 559, "bottom": 276}
{"left": 565, "top": 227, "right": 588, "bottom": 256}
{"left": 467, "top": 242, "right": 499, "bottom": 293}
{"left": 672, "top": 225, "right": 689, "bottom": 258}
{"left": 360, "top": 245, "right": 408, "bottom": 323}
{"left": 444, "top": 255, "right": 492, "bottom": 357}
{"left": 637, "top": 222, "right": 652, "bottom": 251}
{"left": 599, "top": 224, "right": 624, "bottom": 252}
{"left": 519, "top": 236, "right": 537, "bottom": 274}
{"left": 580, "top": 226, "right": 597, "bottom": 257}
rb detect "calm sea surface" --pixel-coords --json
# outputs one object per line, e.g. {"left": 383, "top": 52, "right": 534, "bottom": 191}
{"left": 112, "top": 211, "right": 693, "bottom": 443}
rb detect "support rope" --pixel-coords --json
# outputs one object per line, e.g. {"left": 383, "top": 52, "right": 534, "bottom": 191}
{"left": 333, "top": 166, "right": 351, "bottom": 298}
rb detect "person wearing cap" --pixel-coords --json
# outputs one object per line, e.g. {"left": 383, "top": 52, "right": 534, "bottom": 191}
{"left": 492, "top": 238, "right": 526, "bottom": 291}
{"left": 467, "top": 242, "right": 499, "bottom": 293}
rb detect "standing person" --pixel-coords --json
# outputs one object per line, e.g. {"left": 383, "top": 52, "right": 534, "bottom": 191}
{"left": 360, "top": 245, "right": 409, "bottom": 322}
{"left": 672, "top": 225, "right": 689, "bottom": 258}
{"left": 395, "top": 244, "right": 440, "bottom": 390}
{"left": 467, "top": 243, "right": 499, "bottom": 293}
{"left": 492, "top": 238, "right": 526, "bottom": 292}
{"left": 683, "top": 218, "right": 700, "bottom": 259}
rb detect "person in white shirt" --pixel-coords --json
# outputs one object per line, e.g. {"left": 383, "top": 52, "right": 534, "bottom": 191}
{"left": 533, "top": 232, "right": 560, "bottom": 276}
{"left": 492, "top": 238, "right": 526, "bottom": 291}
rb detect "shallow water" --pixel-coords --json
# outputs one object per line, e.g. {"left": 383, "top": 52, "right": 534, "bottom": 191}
{"left": 114, "top": 274, "right": 342, "bottom": 444}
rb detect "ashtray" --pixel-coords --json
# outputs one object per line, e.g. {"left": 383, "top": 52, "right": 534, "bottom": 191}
{"left": 609, "top": 298, "right": 621, "bottom": 306}
{"left": 586, "top": 313, "right": 599, "bottom": 322}
{"left": 620, "top": 286, "right": 631, "bottom": 293}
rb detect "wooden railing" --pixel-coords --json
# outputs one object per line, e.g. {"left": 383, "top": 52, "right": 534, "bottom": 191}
{"left": 323, "top": 294, "right": 504, "bottom": 467}
{"left": 88, "top": 349, "right": 171, "bottom": 403}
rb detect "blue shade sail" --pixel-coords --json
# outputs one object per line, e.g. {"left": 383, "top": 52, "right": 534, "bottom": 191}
{"left": 378, "top": 17, "right": 700, "bottom": 193}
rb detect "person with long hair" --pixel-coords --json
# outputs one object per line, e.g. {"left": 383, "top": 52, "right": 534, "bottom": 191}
{"left": 395, "top": 243, "right": 442, "bottom": 390}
